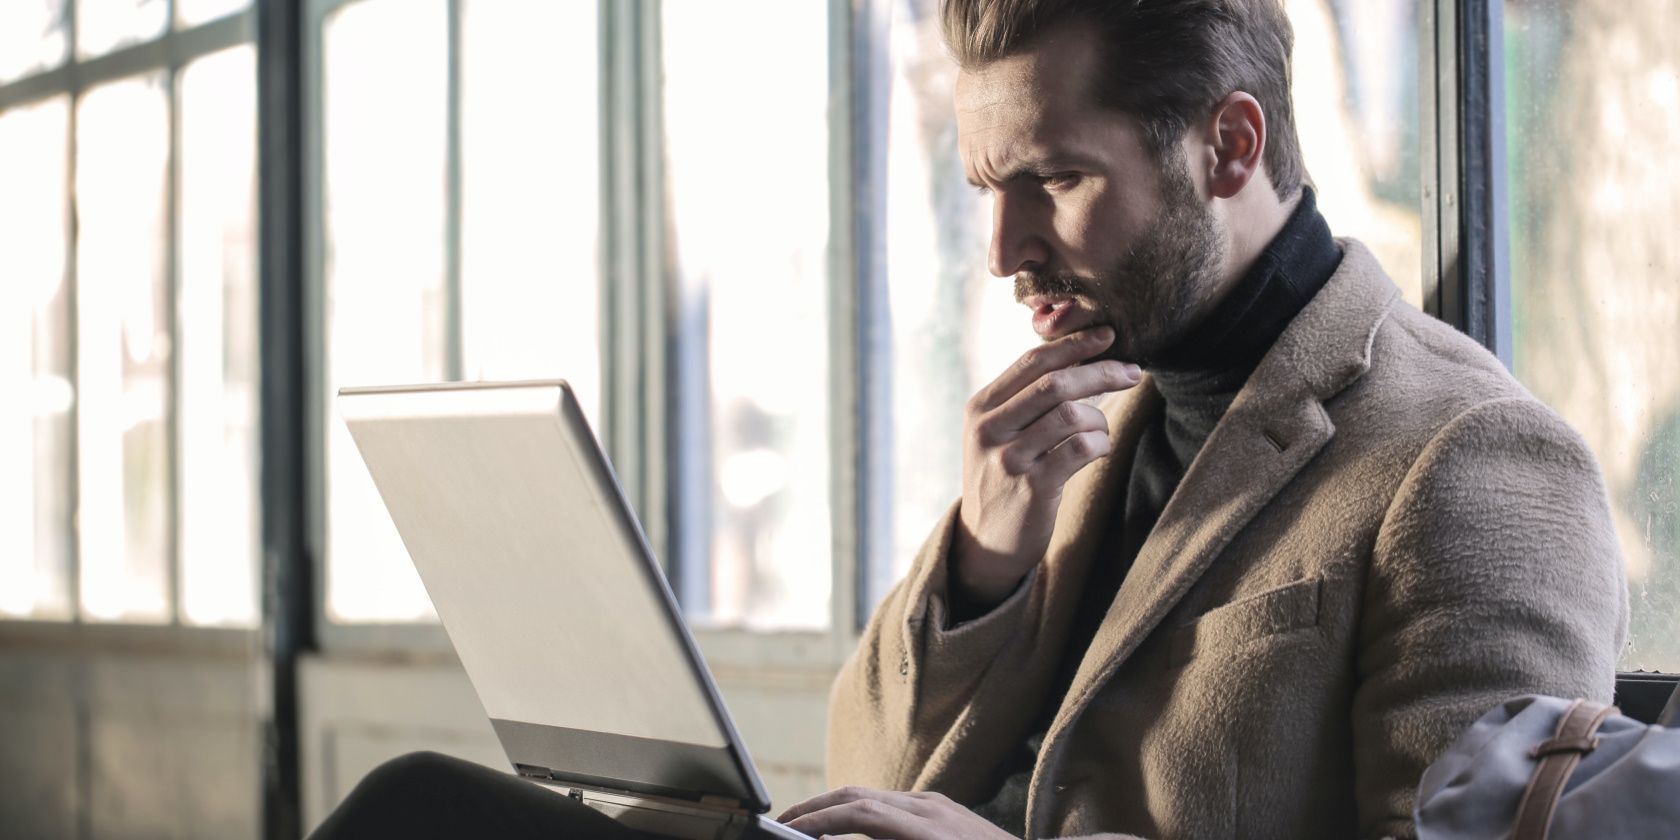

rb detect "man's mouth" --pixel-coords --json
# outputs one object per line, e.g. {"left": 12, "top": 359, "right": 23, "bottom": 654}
{"left": 1024, "top": 295, "right": 1085, "bottom": 338}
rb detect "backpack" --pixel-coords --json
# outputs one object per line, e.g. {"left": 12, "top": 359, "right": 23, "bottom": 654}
{"left": 1414, "top": 691, "right": 1680, "bottom": 839}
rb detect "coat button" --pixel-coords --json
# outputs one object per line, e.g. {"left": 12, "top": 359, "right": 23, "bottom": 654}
{"left": 898, "top": 657, "right": 909, "bottom": 676}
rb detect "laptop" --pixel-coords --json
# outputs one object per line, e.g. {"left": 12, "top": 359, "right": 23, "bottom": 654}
{"left": 338, "top": 380, "right": 814, "bottom": 840}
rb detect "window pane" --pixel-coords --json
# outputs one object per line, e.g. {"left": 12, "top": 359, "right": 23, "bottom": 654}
{"left": 76, "top": 75, "right": 172, "bottom": 623}
{"left": 322, "top": 0, "right": 447, "bottom": 623}
{"left": 176, "top": 0, "right": 247, "bottom": 28}
{"left": 869, "top": 0, "right": 1426, "bottom": 607}
{"left": 178, "top": 46, "right": 260, "bottom": 627}
{"left": 0, "top": 97, "right": 74, "bottom": 620}
{"left": 1507, "top": 0, "right": 1680, "bottom": 671}
{"left": 459, "top": 0, "right": 600, "bottom": 421}
{"left": 874, "top": 0, "right": 1033, "bottom": 600}
{"left": 75, "top": 0, "right": 167, "bottom": 59}
{"left": 1290, "top": 0, "right": 1423, "bottom": 306}
{"left": 663, "top": 0, "right": 832, "bottom": 629}
{"left": 0, "top": 0, "right": 69, "bottom": 84}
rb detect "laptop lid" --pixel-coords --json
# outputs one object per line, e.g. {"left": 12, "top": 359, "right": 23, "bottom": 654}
{"left": 337, "top": 380, "right": 772, "bottom": 813}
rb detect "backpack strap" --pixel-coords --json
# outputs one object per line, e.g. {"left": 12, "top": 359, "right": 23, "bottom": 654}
{"left": 1511, "top": 699, "right": 1618, "bottom": 840}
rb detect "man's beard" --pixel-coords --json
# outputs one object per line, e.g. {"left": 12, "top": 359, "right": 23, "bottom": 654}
{"left": 1014, "top": 154, "right": 1225, "bottom": 366}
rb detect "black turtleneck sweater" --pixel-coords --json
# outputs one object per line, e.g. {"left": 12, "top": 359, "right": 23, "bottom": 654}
{"left": 970, "top": 187, "right": 1343, "bottom": 835}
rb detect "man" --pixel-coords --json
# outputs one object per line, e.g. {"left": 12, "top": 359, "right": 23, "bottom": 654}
{"left": 775, "top": 1, "right": 1627, "bottom": 838}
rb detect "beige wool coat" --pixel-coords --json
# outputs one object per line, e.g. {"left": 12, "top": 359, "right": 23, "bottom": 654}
{"left": 827, "top": 240, "right": 1629, "bottom": 840}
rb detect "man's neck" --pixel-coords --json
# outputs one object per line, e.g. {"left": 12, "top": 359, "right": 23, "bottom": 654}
{"left": 1215, "top": 186, "right": 1303, "bottom": 310}
{"left": 1149, "top": 184, "right": 1339, "bottom": 376}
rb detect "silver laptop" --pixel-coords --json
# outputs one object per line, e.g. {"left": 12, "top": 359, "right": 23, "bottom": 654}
{"left": 338, "top": 380, "right": 813, "bottom": 840}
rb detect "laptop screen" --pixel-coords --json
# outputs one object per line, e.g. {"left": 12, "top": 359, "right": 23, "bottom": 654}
{"left": 340, "top": 382, "right": 768, "bottom": 808}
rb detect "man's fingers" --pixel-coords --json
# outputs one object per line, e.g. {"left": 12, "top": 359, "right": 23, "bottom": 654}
{"left": 971, "top": 326, "right": 1115, "bottom": 412}
{"left": 775, "top": 785, "right": 930, "bottom": 823}
{"left": 784, "top": 800, "right": 938, "bottom": 840}
{"left": 1029, "top": 429, "right": 1113, "bottom": 490}
{"left": 996, "top": 399, "right": 1109, "bottom": 475}
{"left": 984, "top": 358, "right": 1140, "bottom": 436}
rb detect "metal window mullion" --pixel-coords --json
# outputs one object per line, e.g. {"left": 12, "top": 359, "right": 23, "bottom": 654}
{"left": 0, "top": 12, "right": 252, "bottom": 112}
{"left": 65, "top": 0, "right": 83, "bottom": 624}
{"left": 600, "top": 0, "right": 668, "bottom": 569}
{"left": 636, "top": 0, "right": 669, "bottom": 577}
{"left": 1425, "top": 0, "right": 1461, "bottom": 323}
{"left": 1427, "top": 0, "right": 1513, "bottom": 365}
{"left": 826, "top": 0, "right": 867, "bottom": 648}
{"left": 849, "top": 0, "right": 892, "bottom": 633}
{"left": 638, "top": 2, "right": 668, "bottom": 569}
{"left": 166, "top": 60, "right": 183, "bottom": 626}
{"left": 1455, "top": 0, "right": 1513, "bottom": 365}
{"left": 258, "top": 0, "right": 313, "bottom": 834}
{"left": 1418, "top": 0, "right": 1441, "bottom": 318}
{"left": 444, "top": 0, "right": 464, "bottom": 381}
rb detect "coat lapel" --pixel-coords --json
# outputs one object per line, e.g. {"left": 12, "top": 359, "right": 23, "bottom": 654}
{"left": 1047, "top": 374, "right": 1336, "bottom": 735}
{"left": 1025, "top": 239, "right": 1401, "bottom": 837}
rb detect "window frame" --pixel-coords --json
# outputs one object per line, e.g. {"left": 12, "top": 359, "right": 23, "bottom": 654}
{"left": 0, "top": 2, "right": 260, "bottom": 634}
{"left": 1422, "top": 0, "right": 1515, "bottom": 363}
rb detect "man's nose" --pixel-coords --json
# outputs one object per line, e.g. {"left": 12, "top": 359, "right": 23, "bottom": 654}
{"left": 987, "top": 193, "right": 1051, "bottom": 278}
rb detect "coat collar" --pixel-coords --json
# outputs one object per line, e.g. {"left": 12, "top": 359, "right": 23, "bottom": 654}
{"left": 1025, "top": 239, "right": 1401, "bottom": 837}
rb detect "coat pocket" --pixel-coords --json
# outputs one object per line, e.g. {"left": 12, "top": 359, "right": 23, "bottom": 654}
{"left": 1164, "top": 575, "right": 1322, "bottom": 668}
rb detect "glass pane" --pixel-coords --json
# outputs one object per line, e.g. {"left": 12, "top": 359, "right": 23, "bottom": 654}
{"left": 176, "top": 0, "right": 247, "bottom": 28}
{"left": 75, "top": 0, "right": 167, "bottom": 59}
{"left": 322, "top": 0, "right": 448, "bottom": 623}
{"left": 459, "top": 0, "right": 600, "bottom": 422}
{"left": 1507, "top": 0, "right": 1680, "bottom": 672}
{"left": 663, "top": 0, "right": 832, "bottom": 629}
{"left": 76, "top": 75, "right": 172, "bottom": 623}
{"left": 0, "top": 0, "right": 70, "bottom": 84}
{"left": 1290, "top": 0, "right": 1423, "bottom": 306}
{"left": 874, "top": 0, "right": 1034, "bottom": 600}
{"left": 869, "top": 0, "right": 1427, "bottom": 606}
{"left": 0, "top": 97, "right": 74, "bottom": 620}
{"left": 178, "top": 46, "right": 260, "bottom": 627}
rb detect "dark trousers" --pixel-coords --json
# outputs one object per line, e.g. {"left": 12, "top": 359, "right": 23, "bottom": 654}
{"left": 308, "top": 751, "right": 661, "bottom": 839}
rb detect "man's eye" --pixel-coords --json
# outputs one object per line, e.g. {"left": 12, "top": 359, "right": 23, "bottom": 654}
{"left": 1039, "top": 172, "right": 1079, "bottom": 190}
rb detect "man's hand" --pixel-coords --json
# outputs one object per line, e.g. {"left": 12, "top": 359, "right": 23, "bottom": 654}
{"left": 954, "top": 326, "right": 1142, "bottom": 606}
{"left": 777, "top": 786, "right": 1016, "bottom": 840}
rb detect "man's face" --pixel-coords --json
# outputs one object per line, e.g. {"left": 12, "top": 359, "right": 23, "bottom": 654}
{"left": 955, "top": 27, "right": 1227, "bottom": 365}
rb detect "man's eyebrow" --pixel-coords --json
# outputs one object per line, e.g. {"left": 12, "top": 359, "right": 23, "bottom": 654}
{"left": 966, "top": 154, "right": 1102, "bottom": 188}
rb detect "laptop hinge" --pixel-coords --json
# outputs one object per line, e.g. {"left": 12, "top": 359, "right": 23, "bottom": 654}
{"left": 514, "top": 764, "right": 749, "bottom": 815}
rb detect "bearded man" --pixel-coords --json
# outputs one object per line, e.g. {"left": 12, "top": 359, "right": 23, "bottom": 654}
{"left": 776, "top": 1, "right": 1627, "bottom": 838}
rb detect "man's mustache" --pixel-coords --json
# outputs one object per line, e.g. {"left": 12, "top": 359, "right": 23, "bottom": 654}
{"left": 1014, "top": 271, "right": 1091, "bottom": 304}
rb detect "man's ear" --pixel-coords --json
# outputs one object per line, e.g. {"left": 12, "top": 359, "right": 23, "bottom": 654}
{"left": 1204, "top": 92, "right": 1267, "bottom": 200}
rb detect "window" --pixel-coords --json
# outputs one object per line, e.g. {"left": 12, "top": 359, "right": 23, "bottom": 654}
{"left": 302, "top": 0, "right": 1675, "bottom": 682}
{"left": 0, "top": 6, "right": 259, "bottom": 628}
{"left": 315, "top": 0, "right": 602, "bottom": 626}
{"left": 1505, "top": 0, "right": 1680, "bottom": 671}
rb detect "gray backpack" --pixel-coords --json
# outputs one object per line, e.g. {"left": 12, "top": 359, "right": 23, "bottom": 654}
{"left": 1415, "top": 692, "right": 1680, "bottom": 839}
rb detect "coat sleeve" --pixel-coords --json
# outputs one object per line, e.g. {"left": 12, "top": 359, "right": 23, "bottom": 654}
{"left": 826, "top": 501, "right": 1045, "bottom": 790}
{"left": 1351, "top": 397, "right": 1629, "bottom": 839}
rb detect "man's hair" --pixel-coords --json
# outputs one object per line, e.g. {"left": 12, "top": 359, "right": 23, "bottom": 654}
{"left": 941, "top": 0, "right": 1304, "bottom": 200}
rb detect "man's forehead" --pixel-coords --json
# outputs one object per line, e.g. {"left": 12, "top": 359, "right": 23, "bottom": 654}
{"left": 954, "top": 38, "right": 1090, "bottom": 128}
{"left": 953, "top": 27, "right": 1108, "bottom": 164}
